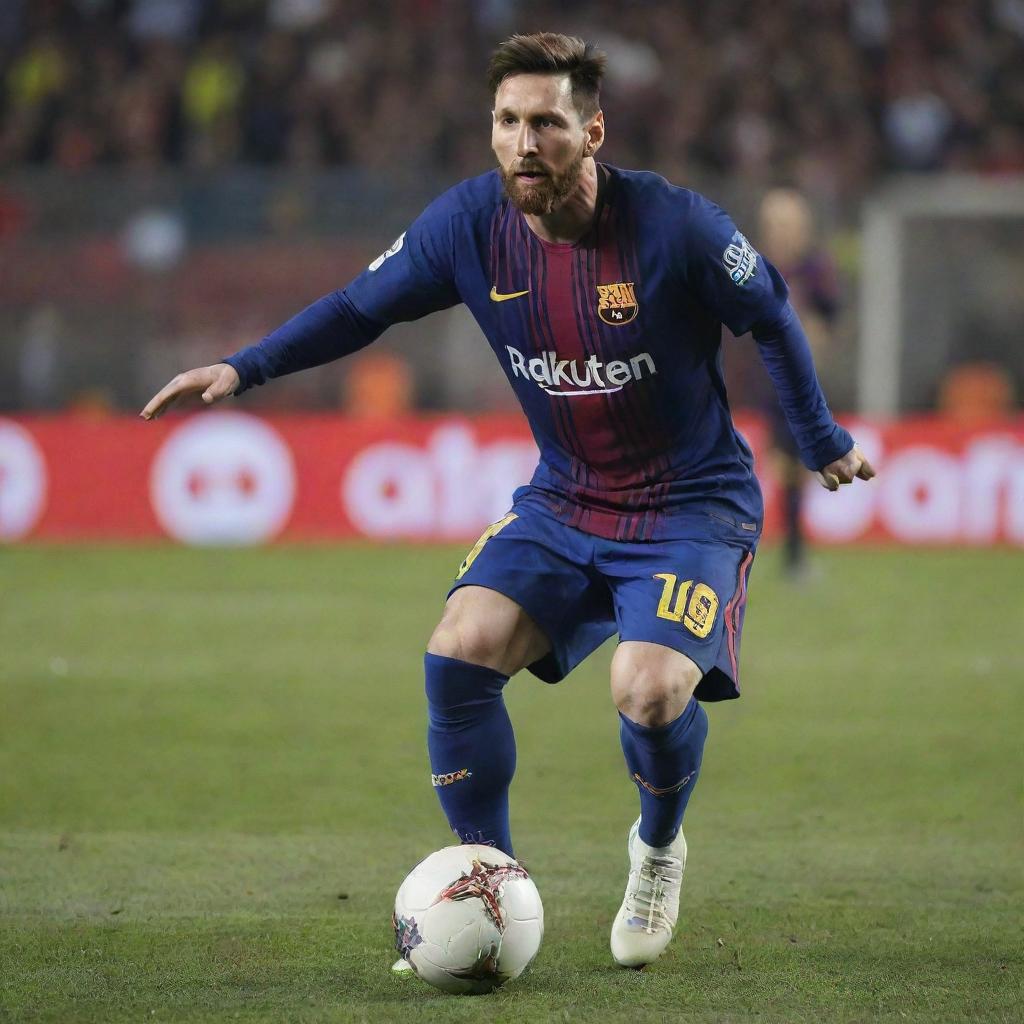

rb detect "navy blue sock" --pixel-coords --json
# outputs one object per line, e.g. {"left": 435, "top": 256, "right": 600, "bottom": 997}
{"left": 425, "top": 653, "right": 515, "bottom": 856}
{"left": 619, "top": 697, "right": 708, "bottom": 847}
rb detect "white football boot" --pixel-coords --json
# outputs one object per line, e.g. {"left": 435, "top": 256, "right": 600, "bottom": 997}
{"left": 391, "top": 957, "right": 413, "bottom": 974}
{"left": 610, "top": 817, "right": 686, "bottom": 967}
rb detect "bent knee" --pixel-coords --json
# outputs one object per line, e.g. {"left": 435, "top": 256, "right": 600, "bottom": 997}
{"left": 614, "top": 676, "right": 689, "bottom": 727}
{"left": 427, "top": 615, "right": 498, "bottom": 667}
{"left": 611, "top": 643, "right": 701, "bottom": 727}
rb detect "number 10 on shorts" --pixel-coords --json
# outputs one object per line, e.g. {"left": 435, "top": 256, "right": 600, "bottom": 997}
{"left": 653, "top": 573, "right": 719, "bottom": 638}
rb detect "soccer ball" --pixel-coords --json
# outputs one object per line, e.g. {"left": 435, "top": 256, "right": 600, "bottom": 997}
{"left": 393, "top": 844, "right": 544, "bottom": 995}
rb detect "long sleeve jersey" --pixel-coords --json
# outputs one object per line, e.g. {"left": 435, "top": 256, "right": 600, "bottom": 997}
{"left": 226, "top": 165, "right": 853, "bottom": 542}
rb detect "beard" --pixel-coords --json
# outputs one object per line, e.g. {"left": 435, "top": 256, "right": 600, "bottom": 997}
{"left": 499, "top": 146, "right": 585, "bottom": 215}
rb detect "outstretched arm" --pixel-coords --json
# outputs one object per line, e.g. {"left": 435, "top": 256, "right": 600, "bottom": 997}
{"left": 140, "top": 194, "right": 461, "bottom": 418}
{"left": 139, "top": 286, "right": 388, "bottom": 419}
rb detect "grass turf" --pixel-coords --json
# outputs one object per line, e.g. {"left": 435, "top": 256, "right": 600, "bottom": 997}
{"left": 0, "top": 544, "right": 1020, "bottom": 1022}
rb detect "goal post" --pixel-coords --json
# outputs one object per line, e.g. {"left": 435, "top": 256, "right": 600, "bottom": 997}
{"left": 858, "top": 175, "right": 1024, "bottom": 415}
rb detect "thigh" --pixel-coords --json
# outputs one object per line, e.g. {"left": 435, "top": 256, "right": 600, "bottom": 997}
{"left": 429, "top": 585, "right": 551, "bottom": 677}
{"left": 448, "top": 504, "right": 616, "bottom": 683}
{"left": 602, "top": 533, "right": 756, "bottom": 702}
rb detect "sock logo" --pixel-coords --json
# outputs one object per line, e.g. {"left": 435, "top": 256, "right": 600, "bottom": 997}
{"left": 632, "top": 769, "right": 695, "bottom": 797}
{"left": 432, "top": 768, "right": 472, "bottom": 787}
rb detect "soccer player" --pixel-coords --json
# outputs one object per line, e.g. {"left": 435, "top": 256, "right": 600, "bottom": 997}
{"left": 141, "top": 33, "right": 875, "bottom": 969}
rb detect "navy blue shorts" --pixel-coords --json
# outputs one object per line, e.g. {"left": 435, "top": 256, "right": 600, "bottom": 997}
{"left": 448, "top": 490, "right": 757, "bottom": 702}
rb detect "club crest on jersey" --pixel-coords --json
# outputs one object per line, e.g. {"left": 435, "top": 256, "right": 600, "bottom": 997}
{"left": 722, "top": 231, "right": 758, "bottom": 285}
{"left": 596, "top": 282, "right": 638, "bottom": 326}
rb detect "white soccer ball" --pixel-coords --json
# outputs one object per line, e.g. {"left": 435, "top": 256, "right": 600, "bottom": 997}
{"left": 393, "top": 844, "right": 544, "bottom": 995}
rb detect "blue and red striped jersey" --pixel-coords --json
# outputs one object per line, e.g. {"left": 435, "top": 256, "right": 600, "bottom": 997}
{"left": 226, "top": 165, "right": 853, "bottom": 542}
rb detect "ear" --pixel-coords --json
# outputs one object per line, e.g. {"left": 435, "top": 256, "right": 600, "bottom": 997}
{"left": 584, "top": 110, "right": 605, "bottom": 156}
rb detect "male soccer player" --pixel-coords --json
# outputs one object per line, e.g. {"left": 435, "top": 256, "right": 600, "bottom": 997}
{"left": 142, "top": 33, "right": 874, "bottom": 968}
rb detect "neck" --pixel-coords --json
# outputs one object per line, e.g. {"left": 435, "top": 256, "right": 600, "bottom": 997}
{"left": 525, "top": 157, "right": 599, "bottom": 244}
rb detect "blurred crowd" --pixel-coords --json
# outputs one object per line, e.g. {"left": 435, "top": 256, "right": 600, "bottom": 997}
{"left": 2, "top": 0, "right": 1023, "bottom": 200}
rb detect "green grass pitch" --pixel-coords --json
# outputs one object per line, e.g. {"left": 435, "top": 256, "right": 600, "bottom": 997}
{"left": 1, "top": 544, "right": 1020, "bottom": 1023}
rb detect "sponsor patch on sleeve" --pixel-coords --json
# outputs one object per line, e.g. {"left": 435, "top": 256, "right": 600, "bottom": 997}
{"left": 721, "top": 230, "right": 758, "bottom": 285}
{"left": 368, "top": 231, "right": 406, "bottom": 271}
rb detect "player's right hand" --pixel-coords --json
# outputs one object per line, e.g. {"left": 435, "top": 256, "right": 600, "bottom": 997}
{"left": 139, "top": 363, "right": 240, "bottom": 420}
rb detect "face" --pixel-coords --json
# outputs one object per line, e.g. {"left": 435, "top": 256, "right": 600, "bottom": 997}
{"left": 492, "top": 73, "right": 600, "bottom": 215}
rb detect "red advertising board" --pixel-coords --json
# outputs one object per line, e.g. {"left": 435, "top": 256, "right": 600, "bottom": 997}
{"left": 1, "top": 413, "right": 1022, "bottom": 545}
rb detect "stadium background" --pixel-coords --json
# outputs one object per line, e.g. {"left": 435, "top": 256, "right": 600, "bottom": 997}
{"left": 1, "top": 0, "right": 1022, "bottom": 545}
{"left": 1, "top": 3, "right": 1021, "bottom": 1022}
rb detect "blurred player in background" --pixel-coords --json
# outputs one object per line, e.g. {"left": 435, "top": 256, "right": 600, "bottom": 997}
{"left": 141, "top": 33, "right": 873, "bottom": 970}
{"left": 757, "top": 189, "right": 842, "bottom": 579}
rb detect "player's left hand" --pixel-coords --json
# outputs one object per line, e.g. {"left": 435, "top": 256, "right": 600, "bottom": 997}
{"left": 816, "top": 445, "right": 876, "bottom": 491}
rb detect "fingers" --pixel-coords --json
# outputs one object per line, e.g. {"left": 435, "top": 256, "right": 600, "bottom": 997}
{"left": 821, "top": 462, "right": 856, "bottom": 488}
{"left": 139, "top": 365, "right": 237, "bottom": 420}
{"left": 817, "top": 445, "right": 877, "bottom": 491}
{"left": 139, "top": 377, "right": 188, "bottom": 420}
{"left": 841, "top": 448, "right": 876, "bottom": 483}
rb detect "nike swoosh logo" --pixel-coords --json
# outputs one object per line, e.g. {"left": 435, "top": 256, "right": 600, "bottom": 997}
{"left": 490, "top": 286, "right": 530, "bottom": 302}
{"left": 632, "top": 771, "right": 695, "bottom": 797}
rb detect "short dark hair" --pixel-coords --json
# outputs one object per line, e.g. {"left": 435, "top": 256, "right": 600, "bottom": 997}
{"left": 487, "top": 33, "right": 607, "bottom": 119}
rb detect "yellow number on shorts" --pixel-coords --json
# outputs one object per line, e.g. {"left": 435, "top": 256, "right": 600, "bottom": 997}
{"left": 654, "top": 573, "right": 692, "bottom": 622}
{"left": 455, "top": 513, "right": 518, "bottom": 580}
{"left": 653, "top": 574, "right": 719, "bottom": 638}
